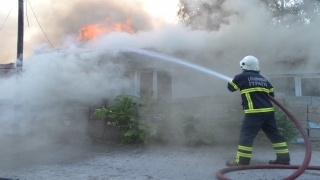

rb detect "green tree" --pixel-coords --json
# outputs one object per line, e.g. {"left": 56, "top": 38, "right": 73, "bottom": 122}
{"left": 260, "top": 0, "right": 320, "bottom": 25}
{"left": 177, "top": 0, "right": 320, "bottom": 30}
{"left": 177, "top": 0, "right": 230, "bottom": 31}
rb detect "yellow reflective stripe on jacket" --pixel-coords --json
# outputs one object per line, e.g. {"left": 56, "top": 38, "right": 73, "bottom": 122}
{"left": 229, "top": 81, "right": 239, "bottom": 90}
{"left": 240, "top": 87, "right": 271, "bottom": 94}
{"left": 244, "top": 108, "right": 274, "bottom": 113}
{"left": 245, "top": 93, "right": 253, "bottom": 109}
{"left": 240, "top": 87, "right": 274, "bottom": 113}
{"left": 269, "top": 88, "right": 274, "bottom": 93}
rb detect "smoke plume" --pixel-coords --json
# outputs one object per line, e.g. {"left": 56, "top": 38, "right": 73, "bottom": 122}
{"left": 0, "top": 0, "right": 320, "bottom": 171}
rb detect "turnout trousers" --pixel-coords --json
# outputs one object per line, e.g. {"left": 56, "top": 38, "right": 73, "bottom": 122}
{"left": 235, "top": 112, "right": 290, "bottom": 165}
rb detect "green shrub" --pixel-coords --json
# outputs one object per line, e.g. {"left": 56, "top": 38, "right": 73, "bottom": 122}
{"left": 94, "top": 93, "right": 299, "bottom": 146}
{"left": 256, "top": 102, "right": 299, "bottom": 144}
{"left": 136, "top": 91, "right": 171, "bottom": 143}
{"left": 95, "top": 94, "right": 144, "bottom": 143}
{"left": 214, "top": 101, "right": 299, "bottom": 145}
{"left": 273, "top": 103, "right": 299, "bottom": 143}
{"left": 94, "top": 91, "right": 168, "bottom": 144}
{"left": 213, "top": 104, "right": 243, "bottom": 144}
{"left": 179, "top": 114, "right": 215, "bottom": 147}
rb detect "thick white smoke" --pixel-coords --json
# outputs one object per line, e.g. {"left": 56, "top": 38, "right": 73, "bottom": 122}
{"left": 0, "top": 0, "right": 320, "bottom": 169}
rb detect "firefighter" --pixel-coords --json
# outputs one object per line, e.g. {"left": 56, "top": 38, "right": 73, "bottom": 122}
{"left": 226, "top": 55, "right": 290, "bottom": 166}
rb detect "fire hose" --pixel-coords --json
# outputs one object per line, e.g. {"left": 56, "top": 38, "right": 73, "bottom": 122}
{"left": 216, "top": 96, "right": 320, "bottom": 180}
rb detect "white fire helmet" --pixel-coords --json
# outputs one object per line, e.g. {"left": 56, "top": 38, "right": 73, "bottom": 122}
{"left": 240, "top": 55, "right": 259, "bottom": 71}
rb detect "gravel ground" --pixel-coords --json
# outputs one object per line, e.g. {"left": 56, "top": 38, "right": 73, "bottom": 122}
{"left": 1, "top": 141, "right": 320, "bottom": 180}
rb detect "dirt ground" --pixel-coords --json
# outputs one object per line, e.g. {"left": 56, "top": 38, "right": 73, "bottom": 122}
{"left": 1, "top": 140, "right": 320, "bottom": 180}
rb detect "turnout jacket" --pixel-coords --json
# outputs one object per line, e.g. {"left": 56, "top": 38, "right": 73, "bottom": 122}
{"left": 228, "top": 70, "right": 274, "bottom": 114}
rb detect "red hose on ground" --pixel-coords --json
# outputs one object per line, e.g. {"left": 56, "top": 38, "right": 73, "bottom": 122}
{"left": 216, "top": 96, "right": 317, "bottom": 180}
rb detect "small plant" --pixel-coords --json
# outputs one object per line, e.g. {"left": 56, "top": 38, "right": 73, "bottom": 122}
{"left": 94, "top": 94, "right": 145, "bottom": 143}
{"left": 273, "top": 103, "right": 299, "bottom": 143}
{"left": 136, "top": 90, "right": 169, "bottom": 143}
{"left": 179, "top": 114, "right": 215, "bottom": 147}
{"left": 213, "top": 103, "right": 244, "bottom": 145}
{"left": 94, "top": 90, "right": 168, "bottom": 144}
{"left": 256, "top": 102, "right": 299, "bottom": 144}
{"left": 214, "top": 101, "right": 299, "bottom": 145}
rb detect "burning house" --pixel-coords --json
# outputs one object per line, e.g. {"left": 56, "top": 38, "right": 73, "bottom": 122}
{"left": 266, "top": 58, "right": 320, "bottom": 97}
{"left": 0, "top": 63, "right": 15, "bottom": 78}
{"left": 1, "top": 1, "right": 320, "bottom": 141}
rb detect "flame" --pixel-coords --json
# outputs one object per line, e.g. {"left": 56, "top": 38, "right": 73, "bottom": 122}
{"left": 77, "top": 19, "right": 134, "bottom": 41}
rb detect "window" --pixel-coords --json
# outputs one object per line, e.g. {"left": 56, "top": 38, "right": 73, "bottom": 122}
{"left": 157, "top": 70, "right": 172, "bottom": 99}
{"left": 123, "top": 69, "right": 172, "bottom": 98}
{"left": 124, "top": 71, "right": 136, "bottom": 95}
{"left": 269, "top": 77, "right": 295, "bottom": 96}
{"left": 140, "top": 71, "right": 153, "bottom": 96}
{"left": 301, "top": 78, "right": 320, "bottom": 96}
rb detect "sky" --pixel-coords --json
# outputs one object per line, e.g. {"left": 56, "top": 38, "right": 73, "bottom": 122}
{"left": 0, "top": 0, "right": 180, "bottom": 63}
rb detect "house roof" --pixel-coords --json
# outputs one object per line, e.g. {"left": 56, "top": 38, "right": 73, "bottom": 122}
{"left": 0, "top": 63, "right": 15, "bottom": 69}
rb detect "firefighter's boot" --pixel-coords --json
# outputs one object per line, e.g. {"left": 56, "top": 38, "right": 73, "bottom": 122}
{"left": 226, "top": 145, "right": 252, "bottom": 167}
{"left": 269, "top": 142, "right": 290, "bottom": 165}
{"left": 226, "top": 160, "right": 242, "bottom": 167}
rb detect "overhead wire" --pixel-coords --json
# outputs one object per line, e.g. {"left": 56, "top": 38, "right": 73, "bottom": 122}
{"left": 27, "top": 0, "right": 54, "bottom": 48}
{"left": 0, "top": 6, "right": 13, "bottom": 32}
{"left": 26, "top": 0, "right": 30, "bottom": 27}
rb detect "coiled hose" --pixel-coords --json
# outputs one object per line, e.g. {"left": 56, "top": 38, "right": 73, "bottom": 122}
{"left": 216, "top": 96, "right": 320, "bottom": 180}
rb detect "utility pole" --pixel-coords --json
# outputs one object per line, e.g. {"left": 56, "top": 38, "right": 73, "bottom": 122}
{"left": 14, "top": 0, "right": 24, "bottom": 121}
{"left": 16, "top": 0, "right": 24, "bottom": 75}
